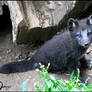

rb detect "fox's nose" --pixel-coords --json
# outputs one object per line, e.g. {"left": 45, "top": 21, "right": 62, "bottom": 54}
{"left": 85, "top": 43, "right": 90, "bottom": 47}
{"left": 84, "top": 41, "right": 90, "bottom": 47}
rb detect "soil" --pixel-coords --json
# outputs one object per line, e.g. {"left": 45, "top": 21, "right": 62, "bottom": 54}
{"left": 0, "top": 26, "right": 92, "bottom": 91}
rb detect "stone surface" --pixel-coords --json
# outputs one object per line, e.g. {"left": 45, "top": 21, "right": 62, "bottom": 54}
{"left": 0, "top": 1, "right": 75, "bottom": 44}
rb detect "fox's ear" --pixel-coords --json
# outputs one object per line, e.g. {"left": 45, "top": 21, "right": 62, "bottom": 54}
{"left": 67, "top": 18, "right": 79, "bottom": 31}
{"left": 87, "top": 15, "right": 92, "bottom": 25}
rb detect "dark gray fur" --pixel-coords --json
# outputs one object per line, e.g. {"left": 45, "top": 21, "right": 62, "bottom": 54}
{"left": 0, "top": 15, "right": 92, "bottom": 79}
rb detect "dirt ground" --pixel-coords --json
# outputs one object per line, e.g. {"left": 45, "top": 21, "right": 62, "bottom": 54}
{"left": 0, "top": 26, "right": 92, "bottom": 91}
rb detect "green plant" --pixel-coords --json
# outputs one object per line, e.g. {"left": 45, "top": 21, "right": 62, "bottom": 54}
{"left": 20, "top": 64, "right": 92, "bottom": 91}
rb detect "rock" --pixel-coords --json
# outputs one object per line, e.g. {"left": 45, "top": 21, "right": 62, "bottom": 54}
{"left": 0, "top": 1, "right": 75, "bottom": 44}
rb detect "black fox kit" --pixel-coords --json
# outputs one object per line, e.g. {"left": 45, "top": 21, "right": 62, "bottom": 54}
{"left": 0, "top": 15, "right": 92, "bottom": 81}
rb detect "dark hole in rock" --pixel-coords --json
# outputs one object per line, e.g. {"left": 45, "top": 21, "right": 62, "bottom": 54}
{"left": 78, "top": 4, "right": 92, "bottom": 20}
{"left": 0, "top": 4, "right": 12, "bottom": 36}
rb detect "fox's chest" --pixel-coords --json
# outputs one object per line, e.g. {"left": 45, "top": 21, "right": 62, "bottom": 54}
{"left": 65, "top": 47, "right": 85, "bottom": 62}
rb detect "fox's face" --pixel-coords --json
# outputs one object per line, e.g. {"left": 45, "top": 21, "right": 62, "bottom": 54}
{"left": 68, "top": 15, "right": 92, "bottom": 48}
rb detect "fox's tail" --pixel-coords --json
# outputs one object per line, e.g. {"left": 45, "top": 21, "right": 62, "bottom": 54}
{"left": 0, "top": 59, "right": 39, "bottom": 74}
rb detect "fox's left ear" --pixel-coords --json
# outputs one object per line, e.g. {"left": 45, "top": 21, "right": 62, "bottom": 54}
{"left": 87, "top": 15, "right": 92, "bottom": 25}
{"left": 67, "top": 18, "right": 79, "bottom": 31}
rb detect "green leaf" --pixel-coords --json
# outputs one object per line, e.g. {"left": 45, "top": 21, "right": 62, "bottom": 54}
{"left": 87, "top": 84, "right": 92, "bottom": 88}
{"left": 20, "top": 79, "right": 29, "bottom": 92}
{"left": 49, "top": 75, "right": 56, "bottom": 81}
{"left": 81, "top": 84, "right": 90, "bottom": 91}
{"left": 35, "top": 85, "right": 42, "bottom": 92}
{"left": 70, "top": 88, "right": 80, "bottom": 91}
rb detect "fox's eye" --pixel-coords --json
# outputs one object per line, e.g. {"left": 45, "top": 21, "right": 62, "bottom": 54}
{"left": 87, "top": 30, "right": 92, "bottom": 35}
{"left": 76, "top": 32, "right": 81, "bottom": 37}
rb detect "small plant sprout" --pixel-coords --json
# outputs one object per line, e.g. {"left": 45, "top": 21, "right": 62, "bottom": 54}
{"left": 20, "top": 65, "right": 92, "bottom": 91}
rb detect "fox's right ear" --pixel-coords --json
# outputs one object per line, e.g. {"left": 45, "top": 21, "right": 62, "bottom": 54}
{"left": 67, "top": 18, "right": 79, "bottom": 31}
{"left": 87, "top": 15, "right": 92, "bottom": 25}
